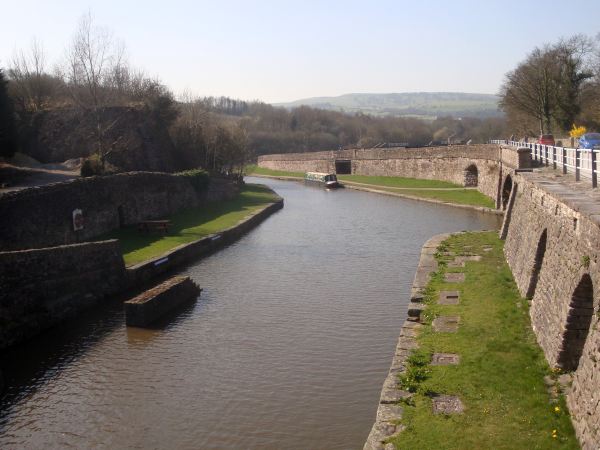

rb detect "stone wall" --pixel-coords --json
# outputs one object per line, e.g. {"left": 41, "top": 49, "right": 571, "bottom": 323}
{"left": 503, "top": 173, "right": 600, "bottom": 448}
{"left": 0, "top": 240, "right": 126, "bottom": 350}
{"left": 0, "top": 173, "right": 238, "bottom": 251}
{"left": 258, "top": 144, "right": 529, "bottom": 206}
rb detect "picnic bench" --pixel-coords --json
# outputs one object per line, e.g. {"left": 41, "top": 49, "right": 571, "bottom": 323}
{"left": 137, "top": 220, "right": 171, "bottom": 233}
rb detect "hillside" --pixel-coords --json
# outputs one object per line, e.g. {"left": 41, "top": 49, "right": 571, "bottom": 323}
{"left": 274, "top": 92, "right": 502, "bottom": 119}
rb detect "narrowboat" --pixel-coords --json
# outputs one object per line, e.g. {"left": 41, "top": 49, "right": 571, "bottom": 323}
{"left": 304, "top": 172, "right": 339, "bottom": 188}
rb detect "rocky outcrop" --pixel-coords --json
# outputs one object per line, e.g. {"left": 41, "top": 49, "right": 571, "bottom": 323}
{"left": 21, "top": 106, "right": 178, "bottom": 172}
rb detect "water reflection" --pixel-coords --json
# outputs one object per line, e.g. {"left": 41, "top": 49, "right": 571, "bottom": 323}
{"left": 0, "top": 177, "right": 500, "bottom": 449}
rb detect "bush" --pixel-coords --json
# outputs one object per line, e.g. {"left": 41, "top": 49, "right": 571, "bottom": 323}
{"left": 80, "top": 155, "right": 103, "bottom": 177}
{"left": 177, "top": 168, "right": 210, "bottom": 193}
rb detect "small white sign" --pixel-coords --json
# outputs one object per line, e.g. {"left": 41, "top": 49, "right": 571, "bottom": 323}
{"left": 72, "top": 209, "right": 84, "bottom": 231}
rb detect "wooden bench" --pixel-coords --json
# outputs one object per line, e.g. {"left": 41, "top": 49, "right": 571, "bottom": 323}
{"left": 137, "top": 220, "right": 171, "bottom": 233}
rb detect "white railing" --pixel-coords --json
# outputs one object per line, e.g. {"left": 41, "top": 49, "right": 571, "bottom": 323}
{"left": 490, "top": 140, "right": 599, "bottom": 188}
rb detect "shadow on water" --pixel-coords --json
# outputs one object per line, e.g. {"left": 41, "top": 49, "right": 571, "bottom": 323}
{"left": 0, "top": 177, "right": 501, "bottom": 449}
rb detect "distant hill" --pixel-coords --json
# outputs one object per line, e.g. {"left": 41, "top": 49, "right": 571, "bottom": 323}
{"left": 274, "top": 92, "right": 502, "bottom": 119}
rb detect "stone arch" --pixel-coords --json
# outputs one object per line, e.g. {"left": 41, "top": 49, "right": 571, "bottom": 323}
{"left": 526, "top": 229, "right": 547, "bottom": 298}
{"left": 557, "top": 274, "right": 594, "bottom": 371}
{"left": 501, "top": 174, "right": 513, "bottom": 210}
{"left": 463, "top": 164, "right": 478, "bottom": 187}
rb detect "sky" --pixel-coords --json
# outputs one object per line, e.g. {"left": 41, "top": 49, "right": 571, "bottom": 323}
{"left": 2, "top": 0, "right": 599, "bottom": 103}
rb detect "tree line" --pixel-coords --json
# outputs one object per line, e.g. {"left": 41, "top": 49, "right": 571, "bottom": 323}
{"left": 1, "top": 13, "right": 509, "bottom": 173}
{"left": 499, "top": 34, "right": 600, "bottom": 137}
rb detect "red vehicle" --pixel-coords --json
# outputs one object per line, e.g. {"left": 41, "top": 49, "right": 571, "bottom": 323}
{"left": 537, "top": 134, "right": 555, "bottom": 146}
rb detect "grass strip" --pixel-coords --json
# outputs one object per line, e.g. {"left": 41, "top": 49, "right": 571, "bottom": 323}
{"left": 245, "top": 164, "right": 304, "bottom": 178}
{"left": 390, "top": 231, "right": 578, "bottom": 449}
{"left": 370, "top": 187, "right": 495, "bottom": 208}
{"left": 102, "top": 184, "right": 279, "bottom": 266}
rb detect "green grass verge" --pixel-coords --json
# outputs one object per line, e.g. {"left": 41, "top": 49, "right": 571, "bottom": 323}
{"left": 245, "top": 164, "right": 304, "bottom": 178}
{"left": 337, "top": 174, "right": 458, "bottom": 189}
{"left": 373, "top": 187, "right": 495, "bottom": 208}
{"left": 390, "top": 232, "right": 578, "bottom": 449}
{"left": 102, "top": 184, "right": 279, "bottom": 266}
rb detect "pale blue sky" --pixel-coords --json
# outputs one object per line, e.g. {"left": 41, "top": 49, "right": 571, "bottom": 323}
{"left": 2, "top": 0, "right": 599, "bottom": 103}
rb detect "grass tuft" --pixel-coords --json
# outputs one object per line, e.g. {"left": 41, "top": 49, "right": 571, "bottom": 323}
{"left": 391, "top": 232, "right": 579, "bottom": 449}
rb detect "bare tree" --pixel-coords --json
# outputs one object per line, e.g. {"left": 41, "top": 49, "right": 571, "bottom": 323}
{"left": 63, "top": 12, "right": 125, "bottom": 170}
{"left": 9, "top": 39, "right": 58, "bottom": 112}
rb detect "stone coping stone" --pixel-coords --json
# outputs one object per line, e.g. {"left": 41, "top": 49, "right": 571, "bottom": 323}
{"left": 432, "top": 315, "right": 461, "bottom": 332}
{"left": 439, "top": 290, "right": 460, "bottom": 305}
{"left": 124, "top": 275, "right": 201, "bottom": 327}
{"left": 448, "top": 260, "right": 465, "bottom": 268}
{"left": 431, "top": 353, "right": 461, "bottom": 366}
{"left": 456, "top": 255, "right": 482, "bottom": 262}
{"left": 431, "top": 394, "right": 465, "bottom": 415}
{"left": 444, "top": 272, "right": 465, "bottom": 283}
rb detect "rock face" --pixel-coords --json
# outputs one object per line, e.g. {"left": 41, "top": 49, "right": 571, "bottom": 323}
{"left": 21, "top": 106, "right": 178, "bottom": 172}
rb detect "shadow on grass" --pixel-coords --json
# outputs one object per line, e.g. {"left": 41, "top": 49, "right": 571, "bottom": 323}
{"left": 100, "top": 184, "right": 278, "bottom": 265}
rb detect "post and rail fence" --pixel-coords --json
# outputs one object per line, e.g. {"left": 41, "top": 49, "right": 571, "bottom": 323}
{"left": 490, "top": 140, "right": 599, "bottom": 188}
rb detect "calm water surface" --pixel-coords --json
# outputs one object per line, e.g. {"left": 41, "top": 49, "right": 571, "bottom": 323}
{"left": 0, "top": 178, "right": 500, "bottom": 449}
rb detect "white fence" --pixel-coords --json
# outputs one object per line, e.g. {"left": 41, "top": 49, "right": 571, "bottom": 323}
{"left": 490, "top": 140, "right": 599, "bottom": 188}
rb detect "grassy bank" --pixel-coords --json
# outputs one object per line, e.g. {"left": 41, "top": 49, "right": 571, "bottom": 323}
{"left": 246, "top": 164, "right": 304, "bottom": 178}
{"left": 246, "top": 165, "right": 494, "bottom": 208}
{"left": 390, "top": 232, "right": 578, "bottom": 449}
{"left": 103, "top": 184, "right": 279, "bottom": 266}
{"left": 363, "top": 186, "right": 495, "bottom": 208}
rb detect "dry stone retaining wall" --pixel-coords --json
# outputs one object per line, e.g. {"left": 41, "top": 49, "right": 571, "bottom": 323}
{"left": 0, "top": 240, "right": 126, "bottom": 350}
{"left": 0, "top": 173, "right": 238, "bottom": 251}
{"left": 503, "top": 173, "right": 600, "bottom": 448}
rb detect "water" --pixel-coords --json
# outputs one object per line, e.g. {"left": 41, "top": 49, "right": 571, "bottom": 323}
{"left": 0, "top": 178, "right": 500, "bottom": 449}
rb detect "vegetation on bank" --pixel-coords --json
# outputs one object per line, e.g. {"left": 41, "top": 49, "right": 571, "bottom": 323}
{"left": 103, "top": 184, "right": 279, "bottom": 266}
{"left": 246, "top": 165, "right": 495, "bottom": 208}
{"left": 390, "top": 232, "right": 578, "bottom": 449}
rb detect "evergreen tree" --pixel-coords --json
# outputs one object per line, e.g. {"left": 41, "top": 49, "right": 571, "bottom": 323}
{"left": 0, "top": 69, "right": 18, "bottom": 158}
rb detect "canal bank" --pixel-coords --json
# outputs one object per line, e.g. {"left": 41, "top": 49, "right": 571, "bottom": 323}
{"left": 0, "top": 178, "right": 500, "bottom": 449}
{"left": 0, "top": 184, "right": 283, "bottom": 352}
{"left": 366, "top": 231, "right": 578, "bottom": 449}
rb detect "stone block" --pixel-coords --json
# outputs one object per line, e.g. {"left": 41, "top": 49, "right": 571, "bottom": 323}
{"left": 124, "top": 276, "right": 201, "bottom": 327}
{"left": 431, "top": 394, "right": 464, "bottom": 415}
{"left": 432, "top": 316, "right": 461, "bottom": 333}
{"left": 438, "top": 291, "right": 460, "bottom": 305}
{"left": 431, "top": 353, "right": 461, "bottom": 365}
{"left": 444, "top": 273, "right": 465, "bottom": 283}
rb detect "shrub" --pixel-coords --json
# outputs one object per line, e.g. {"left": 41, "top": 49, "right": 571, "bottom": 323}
{"left": 177, "top": 168, "right": 210, "bottom": 193}
{"left": 80, "top": 155, "right": 103, "bottom": 177}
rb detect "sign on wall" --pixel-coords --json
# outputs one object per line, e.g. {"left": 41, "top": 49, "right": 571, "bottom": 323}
{"left": 72, "top": 209, "right": 84, "bottom": 231}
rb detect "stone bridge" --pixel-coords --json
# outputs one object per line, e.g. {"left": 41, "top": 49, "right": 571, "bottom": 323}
{"left": 257, "top": 144, "right": 531, "bottom": 209}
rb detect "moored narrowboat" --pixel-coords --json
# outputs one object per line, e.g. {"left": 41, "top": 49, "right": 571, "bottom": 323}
{"left": 304, "top": 172, "right": 339, "bottom": 188}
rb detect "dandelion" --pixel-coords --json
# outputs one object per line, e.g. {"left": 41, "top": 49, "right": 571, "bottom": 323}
{"left": 554, "top": 406, "right": 560, "bottom": 413}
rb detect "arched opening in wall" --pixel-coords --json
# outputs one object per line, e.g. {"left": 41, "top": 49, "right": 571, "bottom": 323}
{"left": 557, "top": 274, "right": 594, "bottom": 371}
{"left": 526, "top": 229, "right": 547, "bottom": 298}
{"left": 335, "top": 160, "right": 352, "bottom": 174}
{"left": 463, "top": 164, "right": 478, "bottom": 187}
{"left": 501, "top": 175, "right": 513, "bottom": 210}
